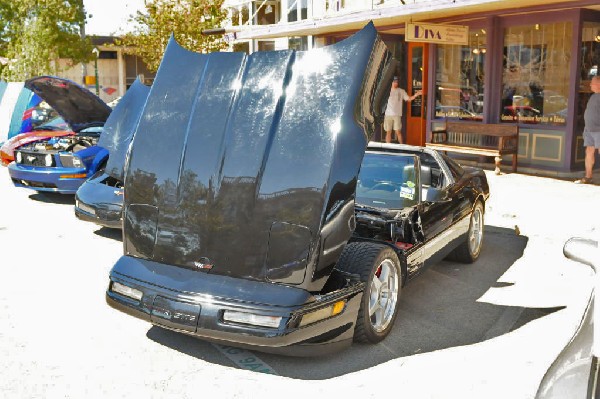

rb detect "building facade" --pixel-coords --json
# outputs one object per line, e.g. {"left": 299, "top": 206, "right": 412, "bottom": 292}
{"left": 223, "top": 0, "right": 600, "bottom": 176}
{"left": 58, "top": 36, "right": 155, "bottom": 104}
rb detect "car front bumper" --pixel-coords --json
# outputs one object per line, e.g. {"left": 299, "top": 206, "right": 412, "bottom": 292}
{"left": 74, "top": 179, "right": 123, "bottom": 229}
{"left": 8, "top": 163, "right": 87, "bottom": 194}
{"left": 107, "top": 255, "right": 364, "bottom": 356}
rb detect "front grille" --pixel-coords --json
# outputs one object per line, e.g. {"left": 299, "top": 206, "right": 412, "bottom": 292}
{"left": 17, "top": 152, "right": 55, "bottom": 167}
{"left": 12, "top": 178, "right": 57, "bottom": 189}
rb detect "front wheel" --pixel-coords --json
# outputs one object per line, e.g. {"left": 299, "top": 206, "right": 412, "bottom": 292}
{"left": 336, "top": 242, "right": 402, "bottom": 343}
{"left": 452, "top": 201, "right": 484, "bottom": 263}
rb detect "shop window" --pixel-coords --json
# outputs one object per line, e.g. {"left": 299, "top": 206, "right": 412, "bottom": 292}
{"left": 253, "top": 1, "right": 278, "bottom": 25}
{"left": 575, "top": 22, "right": 600, "bottom": 135}
{"left": 501, "top": 22, "right": 571, "bottom": 126}
{"left": 435, "top": 29, "right": 486, "bottom": 122}
{"left": 233, "top": 42, "right": 250, "bottom": 54}
{"left": 99, "top": 51, "right": 117, "bottom": 60}
{"left": 288, "top": 37, "right": 308, "bottom": 51}
{"left": 258, "top": 41, "right": 275, "bottom": 51}
{"left": 230, "top": 5, "right": 250, "bottom": 26}
{"left": 288, "top": 0, "right": 308, "bottom": 22}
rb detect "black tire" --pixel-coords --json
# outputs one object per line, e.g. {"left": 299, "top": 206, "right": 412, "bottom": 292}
{"left": 336, "top": 242, "right": 402, "bottom": 343}
{"left": 451, "top": 201, "right": 484, "bottom": 263}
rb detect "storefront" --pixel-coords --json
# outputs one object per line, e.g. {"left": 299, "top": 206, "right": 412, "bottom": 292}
{"left": 420, "top": 8, "right": 600, "bottom": 174}
{"left": 231, "top": 1, "right": 600, "bottom": 176}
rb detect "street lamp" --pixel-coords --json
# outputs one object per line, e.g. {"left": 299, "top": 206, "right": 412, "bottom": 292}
{"left": 92, "top": 47, "right": 100, "bottom": 96}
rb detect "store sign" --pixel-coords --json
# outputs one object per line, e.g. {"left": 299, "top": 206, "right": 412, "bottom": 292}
{"left": 406, "top": 23, "right": 469, "bottom": 45}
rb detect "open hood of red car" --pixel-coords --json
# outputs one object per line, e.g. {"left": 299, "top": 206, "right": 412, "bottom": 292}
{"left": 25, "top": 76, "right": 112, "bottom": 132}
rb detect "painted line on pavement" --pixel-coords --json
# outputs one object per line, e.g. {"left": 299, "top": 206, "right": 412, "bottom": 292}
{"left": 213, "top": 344, "right": 279, "bottom": 375}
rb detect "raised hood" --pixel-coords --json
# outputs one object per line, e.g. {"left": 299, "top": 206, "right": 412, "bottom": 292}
{"left": 97, "top": 79, "right": 150, "bottom": 181}
{"left": 122, "top": 23, "right": 393, "bottom": 291}
{"left": 24, "top": 76, "right": 112, "bottom": 132}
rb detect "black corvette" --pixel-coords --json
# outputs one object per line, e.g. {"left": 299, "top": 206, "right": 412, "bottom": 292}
{"left": 104, "top": 24, "right": 489, "bottom": 356}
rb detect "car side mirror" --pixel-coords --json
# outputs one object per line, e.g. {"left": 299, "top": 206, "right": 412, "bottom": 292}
{"left": 563, "top": 237, "right": 598, "bottom": 272}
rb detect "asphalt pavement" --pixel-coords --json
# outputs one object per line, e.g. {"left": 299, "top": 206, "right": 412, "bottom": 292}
{"left": 0, "top": 168, "right": 598, "bottom": 398}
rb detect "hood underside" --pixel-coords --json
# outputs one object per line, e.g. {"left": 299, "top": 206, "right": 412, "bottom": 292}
{"left": 122, "top": 23, "right": 392, "bottom": 290}
{"left": 25, "top": 76, "right": 112, "bottom": 132}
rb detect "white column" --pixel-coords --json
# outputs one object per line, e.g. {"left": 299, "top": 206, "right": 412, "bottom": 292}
{"left": 117, "top": 49, "right": 126, "bottom": 96}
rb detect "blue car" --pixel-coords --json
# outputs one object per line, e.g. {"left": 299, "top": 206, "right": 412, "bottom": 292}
{"left": 7, "top": 76, "right": 112, "bottom": 194}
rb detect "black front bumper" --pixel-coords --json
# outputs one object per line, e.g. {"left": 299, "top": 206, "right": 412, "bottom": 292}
{"left": 74, "top": 183, "right": 123, "bottom": 229}
{"left": 107, "top": 256, "right": 364, "bottom": 356}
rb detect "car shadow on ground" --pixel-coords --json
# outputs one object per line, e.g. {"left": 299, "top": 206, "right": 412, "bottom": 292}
{"left": 146, "top": 226, "right": 563, "bottom": 379}
{"left": 93, "top": 227, "right": 122, "bottom": 241}
{"left": 28, "top": 192, "right": 75, "bottom": 205}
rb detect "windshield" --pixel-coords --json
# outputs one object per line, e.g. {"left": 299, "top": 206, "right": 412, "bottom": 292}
{"left": 356, "top": 153, "right": 419, "bottom": 209}
{"left": 32, "top": 115, "right": 70, "bottom": 132}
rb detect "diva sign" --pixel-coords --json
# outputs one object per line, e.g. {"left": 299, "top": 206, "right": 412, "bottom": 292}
{"left": 406, "top": 23, "right": 469, "bottom": 45}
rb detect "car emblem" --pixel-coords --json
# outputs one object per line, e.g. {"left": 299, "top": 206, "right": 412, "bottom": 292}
{"left": 27, "top": 155, "right": 36, "bottom": 162}
{"left": 114, "top": 190, "right": 124, "bottom": 196}
{"left": 193, "top": 257, "right": 213, "bottom": 270}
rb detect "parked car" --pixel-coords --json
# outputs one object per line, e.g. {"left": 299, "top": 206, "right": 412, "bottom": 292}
{"left": 536, "top": 237, "right": 598, "bottom": 398}
{"left": 6, "top": 76, "right": 112, "bottom": 194}
{"left": 105, "top": 25, "right": 490, "bottom": 356}
{"left": 1, "top": 121, "right": 72, "bottom": 167}
{"left": 75, "top": 79, "right": 150, "bottom": 228}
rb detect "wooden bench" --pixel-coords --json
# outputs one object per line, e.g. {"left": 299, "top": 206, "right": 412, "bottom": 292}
{"left": 426, "top": 121, "right": 519, "bottom": 175}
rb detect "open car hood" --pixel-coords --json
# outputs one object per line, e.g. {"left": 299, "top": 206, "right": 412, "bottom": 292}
{"left": 97, "top": 79, "right": 150, "bottom": 181}
{"left": 24, "top": 76, "right": 112, "bottom": 132}
{"left": 122, "top": 23, "right": 393, "bottom": 290}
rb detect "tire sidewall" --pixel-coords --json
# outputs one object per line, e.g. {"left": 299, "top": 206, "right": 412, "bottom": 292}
{"left": 468, "top": 202, "right": 484, "bottom": 260}
{"left": 359, "top": 245, "right": 402, "bottom": 343}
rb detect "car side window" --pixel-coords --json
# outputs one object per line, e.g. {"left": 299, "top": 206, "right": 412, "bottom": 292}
{"left": 440, "top": 153, "right": 465, "bottom": 180}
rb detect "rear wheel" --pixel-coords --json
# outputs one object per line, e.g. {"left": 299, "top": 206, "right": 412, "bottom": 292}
{"left": 452, "top": 201, "right": 484, "bottom": 263}
{"left": 337, "top": 242, "right": 402, "bottom": 343}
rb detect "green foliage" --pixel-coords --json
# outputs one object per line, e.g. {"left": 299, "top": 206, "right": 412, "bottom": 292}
{"left": 0, "top": 0, "right": 92, "bottom": 81}
{"left": 118, "top": 0, "right": 228, "bottom": 73}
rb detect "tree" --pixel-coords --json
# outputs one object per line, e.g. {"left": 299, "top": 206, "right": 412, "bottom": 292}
{"left": 0, "top": 0, "right": 92, "bottom": 81}
{"left": 119, "top": 0, "right": 228, "bottom": 73}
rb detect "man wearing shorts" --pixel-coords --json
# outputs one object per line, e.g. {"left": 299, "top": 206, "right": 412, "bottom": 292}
{"left": 384, "top": 76, "right": 422, "bottom": 144}
{"left": 576, "top": 75, "right": 600, "bottom": 184}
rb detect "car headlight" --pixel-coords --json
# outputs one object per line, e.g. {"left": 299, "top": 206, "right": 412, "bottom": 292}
{"left": 15, "top": 151, "right": 22, "bottom": 163}
{"left": 44, "top": 154, "right": 53, "bottom": 166}
{"left": 59, "top": 154, "right": 83, "bottom": 168}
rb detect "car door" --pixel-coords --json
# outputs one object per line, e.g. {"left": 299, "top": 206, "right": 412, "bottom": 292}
{"left": 416, "top": 153, "right": 464, "bottom": 268}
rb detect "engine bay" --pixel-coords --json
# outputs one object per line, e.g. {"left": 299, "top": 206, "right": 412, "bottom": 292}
{"left": 354, "top": 205, "right": 424, "bottom": 249}
{"left": 19, "top": 133, "right": 100, "bottom": 155}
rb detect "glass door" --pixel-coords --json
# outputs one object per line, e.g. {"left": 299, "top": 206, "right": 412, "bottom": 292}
{"left": 406, "top": 42, "right": 428, "bottom": 146}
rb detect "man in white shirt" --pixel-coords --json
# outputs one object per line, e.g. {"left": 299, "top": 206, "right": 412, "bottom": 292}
{"left": 384, "top": 76, "right": 422, "bottom": 144}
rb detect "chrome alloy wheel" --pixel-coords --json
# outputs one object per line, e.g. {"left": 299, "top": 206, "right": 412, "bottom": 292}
{"left": 369, "top": 259, "right": 400, "bottom": 333}
{"left": 469, "top": 204, "right": 484, "bottom": 256}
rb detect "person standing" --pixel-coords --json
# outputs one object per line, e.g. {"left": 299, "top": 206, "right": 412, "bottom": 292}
{"left": 575, "top": 75, "right": 600, "bottom": 184}
{"left": 384, "top": 76, "right": 422, "bottom": 144}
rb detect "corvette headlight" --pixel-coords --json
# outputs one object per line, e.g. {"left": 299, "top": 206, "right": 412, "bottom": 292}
{"left": 44, "top": 154, "right": 53, "bottom": 166}
{"left": 15, "top": 151, "right": 22, "bottom": 163}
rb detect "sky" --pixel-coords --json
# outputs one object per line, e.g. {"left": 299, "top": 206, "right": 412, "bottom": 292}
{"left": 83, "top": 0, "right": 146, "bottom": 36}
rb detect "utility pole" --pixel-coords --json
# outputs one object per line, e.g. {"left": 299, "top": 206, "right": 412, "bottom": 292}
{"left": 79, "top": 2, "right": 87, "bottom": 85}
